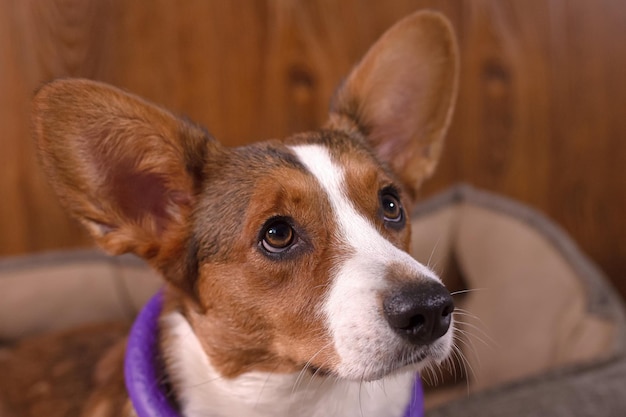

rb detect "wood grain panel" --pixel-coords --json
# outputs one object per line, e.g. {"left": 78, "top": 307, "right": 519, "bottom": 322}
{"left": 1, "top": 1, "right": 624, "bottom": 295}
{"left": 423, "top": 0, "right": 626, "bottom": 294}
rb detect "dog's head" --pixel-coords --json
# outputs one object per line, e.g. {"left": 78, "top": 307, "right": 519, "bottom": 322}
{"left": 33, "top": 11, "right": 458, "bottom": 382}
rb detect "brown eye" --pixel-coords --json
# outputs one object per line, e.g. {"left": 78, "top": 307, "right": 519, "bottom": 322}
{"left": 381, "top": 193, "right": 403, "bottom": 223}
{"left": 262, "top": 220, "right": 295, "bottom": 253}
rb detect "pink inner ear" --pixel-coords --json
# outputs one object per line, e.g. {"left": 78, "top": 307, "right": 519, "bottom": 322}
{"left": 365, "top": 66, "right": 432, "bottom": 149}
{"left": 107, "top": 158, "right": 173, "bottom": 233}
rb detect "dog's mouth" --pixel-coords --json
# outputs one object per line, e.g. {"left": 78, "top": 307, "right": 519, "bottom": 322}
{"left": 308, "top": 366, "right": 331, "bottom": 377}
{"left": 398, "top": 349, "right": 429, "bottom": 367}
{"left": 369, "top": 346, "right": 446, "bottom": 381}
{"left": 305, "top": 345, "right": 440, "bottom": 381}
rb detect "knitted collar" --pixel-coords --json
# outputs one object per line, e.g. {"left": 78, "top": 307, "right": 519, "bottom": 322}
{"left": 124, "top": 291, "right": 424, "bottom": 417}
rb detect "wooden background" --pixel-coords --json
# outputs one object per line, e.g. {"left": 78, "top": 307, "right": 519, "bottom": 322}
{"left": 1, "top": 1, "right": 625, "bottom": 296}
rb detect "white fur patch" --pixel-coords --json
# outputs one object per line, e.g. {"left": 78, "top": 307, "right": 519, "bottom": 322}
{"left": 162, "top": 311, "right": 414, "bottom": 417}
{"left": 289, "top": 144, "right": 451, "bottom": 380}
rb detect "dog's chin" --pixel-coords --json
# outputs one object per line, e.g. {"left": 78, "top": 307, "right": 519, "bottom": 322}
{"left": 365, "top": 345, "right": 449, "bottom": 382}
{"left": 310, "top": 336, "right": 453, "bottom": 382}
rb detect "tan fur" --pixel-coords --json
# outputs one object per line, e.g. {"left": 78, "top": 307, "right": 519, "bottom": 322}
{"left": 2, "top": 10, "right": 458, "bottom": 416}
{"left": 327, "top": 11, "right": 459, "bottom": 202}
{"left": 33, "top": 79, "right": 215, "bottom": 294}
{"left": 183, "top": 160, "right": 342, "bottom": 378}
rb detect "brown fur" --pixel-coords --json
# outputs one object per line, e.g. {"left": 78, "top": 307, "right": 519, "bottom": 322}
{"left": 2, "top": 10, "right": 458, "bottom": 416}
{"left": 327, "top": 13, "right": 458, "bottom": 202}
{"left": 181, "top": 144, "right": 344, "bottom": 377}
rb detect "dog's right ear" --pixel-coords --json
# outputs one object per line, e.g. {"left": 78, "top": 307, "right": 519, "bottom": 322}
{"left": 33, "top": 79, "right": 218, "bottom": 281}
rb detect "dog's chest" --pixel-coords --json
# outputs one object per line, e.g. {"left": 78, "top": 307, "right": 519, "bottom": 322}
{"left": 162, "top": 312, "right": 414, "bottom": 417}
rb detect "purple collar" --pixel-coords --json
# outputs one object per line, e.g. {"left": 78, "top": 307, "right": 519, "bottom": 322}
{"left": 124, "top": 291, "right": 180, "bottom": 417}
{"left": 124, "top": 291, "right": 424, "bottom": 417}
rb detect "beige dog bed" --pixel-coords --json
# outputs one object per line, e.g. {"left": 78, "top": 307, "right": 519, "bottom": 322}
{"left": 1, "top": 185, "right": 624, "bottom": 416}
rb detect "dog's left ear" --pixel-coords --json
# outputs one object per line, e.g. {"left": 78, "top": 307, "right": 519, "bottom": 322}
{"left": 327, "top": 11, "right": 459, "bottom": 202}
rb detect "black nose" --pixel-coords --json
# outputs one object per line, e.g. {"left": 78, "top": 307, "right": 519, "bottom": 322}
{"left": 383, "top": 281, "right": 454, "bottom": 345}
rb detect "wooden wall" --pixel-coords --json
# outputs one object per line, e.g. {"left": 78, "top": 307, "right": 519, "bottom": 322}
{"left": 1, "top": 1, "right": 625, "bottom": 295}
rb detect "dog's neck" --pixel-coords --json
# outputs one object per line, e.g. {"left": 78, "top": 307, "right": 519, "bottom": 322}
{"left": 160, "top": 311, "right": 416, "bottom": 417}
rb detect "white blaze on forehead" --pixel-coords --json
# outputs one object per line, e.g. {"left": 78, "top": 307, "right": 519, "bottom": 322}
{"left": 289, "top": 143, "right": 440, "bottom": 378}
{"left": 289, "top": 143, "right": 435, "bottom": 277}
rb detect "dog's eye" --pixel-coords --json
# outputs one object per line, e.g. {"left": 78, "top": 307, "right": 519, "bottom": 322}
{"left": 262, "top": 220, "right": 295, "bottom": 253}
{"left": 381, "top": 191, "right": 404, "bottom": 224}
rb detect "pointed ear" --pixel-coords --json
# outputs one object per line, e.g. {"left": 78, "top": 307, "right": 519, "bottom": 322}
{"left": 327, "top": 11, "right": 459, "bottom": 201}
{"left": 33, "top": 79, "right": 218, "bottom": 286}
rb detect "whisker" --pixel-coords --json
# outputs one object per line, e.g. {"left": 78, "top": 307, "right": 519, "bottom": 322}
{"left": 454, "top": 311, "right": 497, "bottom": 345}
{"left": 453, "top": 333, "right": 482, "bottom": 372}
{"left": 426, "top": 236, "right": 442, "bottom": 270}
{"left": 428, "top": 362, "right": 440, "bottom": 386}
{"left": 450, "top": 288, "right": 488, "bottom": 297}
{"left": 310, "top": 283, "right": 331, "bottom": 291}
{"left": 359, "top": 369, "right": 366, "bottom": 417}
{"left": 453, "top": 307, "right": 496, "bottom": 345}
{"left": 453, "top": 343, "right": 472, "bottom": 396}
{"left": 292, "top": 341, "right": 334, "bottom": 394}
{"left": 454, "top": 320, "right": 487, "bottom": 341}
{"left": 453, "top": 343, "right": 477, "bottom": 383}
{"left": 454, "top": 322, "right": 497, "bottom": 350}
{"left": 254, "top": 362, "right": 284, "bottom": 409}
{"left": 454, "top": 307, "right": 490, "bottom": 328}
{"left": 421, "top": 365, "right": 435, "bottom": 387}
{"left": 436, "top": 360, "right": 445, "bottom": 385}
{"left": 447, "top": 348, "right": 461, "bottom": 383}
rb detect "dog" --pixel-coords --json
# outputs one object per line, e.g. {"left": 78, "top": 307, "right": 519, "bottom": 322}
{"left": 0, "top": 10, "right": 458, "bottom": 417}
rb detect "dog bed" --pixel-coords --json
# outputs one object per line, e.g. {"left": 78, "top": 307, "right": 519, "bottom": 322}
{"left": 0, "top": 185, "right": 624, "bottom": 416}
